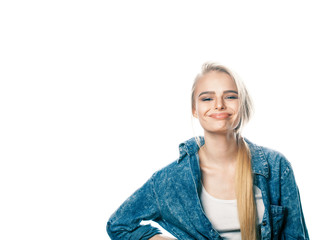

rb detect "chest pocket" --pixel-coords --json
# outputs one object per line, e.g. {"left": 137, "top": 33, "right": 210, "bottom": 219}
{"left": 270, "top": 205, "right": 286, "bottom": 238}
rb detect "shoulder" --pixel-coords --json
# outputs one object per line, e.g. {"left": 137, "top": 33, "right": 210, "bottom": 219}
{"left": 261, "top": 144, "right": 294, "bottom": 181}
{"left": 152, "top": 156, "right": 190, "bottom": 184}
{"left": 244, "top": 138, "right": 293, "bottom": 180}
{"left": 151, "top": 136, "right": 201, "bottom": 186}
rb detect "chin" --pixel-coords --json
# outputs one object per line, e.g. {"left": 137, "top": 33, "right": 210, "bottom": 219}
{"left": 204, "top": 127, "right": 236, "bottom": 135}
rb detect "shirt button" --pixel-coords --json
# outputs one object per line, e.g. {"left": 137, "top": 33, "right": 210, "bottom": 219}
{"left": 262, "top": 221, "right": 267, "bottom": 226}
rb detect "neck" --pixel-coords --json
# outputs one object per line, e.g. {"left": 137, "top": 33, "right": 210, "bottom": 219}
{"left": 200, "top": 131, "right": 239, "bottom": 165}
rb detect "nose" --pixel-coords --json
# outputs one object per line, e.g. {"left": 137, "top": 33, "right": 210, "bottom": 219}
{"left": 214, "top": 97, "right": 225, "bottom": 110}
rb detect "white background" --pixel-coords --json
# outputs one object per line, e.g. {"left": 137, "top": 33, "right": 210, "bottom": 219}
{"left": 0, "top": 1, "right": 311, "bottom": 239}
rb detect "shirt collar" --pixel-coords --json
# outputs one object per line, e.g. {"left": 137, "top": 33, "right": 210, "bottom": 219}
{"left": 178, "top": 136, "right": 269, "bottom": 178}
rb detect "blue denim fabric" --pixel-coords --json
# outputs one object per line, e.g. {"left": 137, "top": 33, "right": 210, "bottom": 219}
{"left": 107, "top": 136, "right": 309, "bottom": 240}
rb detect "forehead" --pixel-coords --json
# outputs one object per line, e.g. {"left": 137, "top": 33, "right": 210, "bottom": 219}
{"left": 196, "top": 71, "right": 238, "bottom": 93}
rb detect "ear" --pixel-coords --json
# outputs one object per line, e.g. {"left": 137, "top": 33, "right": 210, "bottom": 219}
{"left": 192, "top": 108, "right": 198, "bottom": 118}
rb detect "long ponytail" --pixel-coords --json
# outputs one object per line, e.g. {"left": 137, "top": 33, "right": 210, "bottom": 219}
{"left": 235, "top": 136, "right": 258, "bottom": 240}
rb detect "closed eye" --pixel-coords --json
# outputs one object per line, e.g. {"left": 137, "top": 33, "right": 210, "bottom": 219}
{"left": 225, "top": 96, "right": 238, "bottom": 99}
{"left": 202, "top": 96, "right": 237, "bottom": 101}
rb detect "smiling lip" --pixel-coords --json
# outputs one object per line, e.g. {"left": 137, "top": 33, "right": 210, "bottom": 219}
{"left": 209, "top": 113, "right": 231, "bottom": 119}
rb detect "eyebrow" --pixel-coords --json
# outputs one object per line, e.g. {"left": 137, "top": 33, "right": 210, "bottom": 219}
{"left": 198, "top": 90, "right": 238, "bottom": 98}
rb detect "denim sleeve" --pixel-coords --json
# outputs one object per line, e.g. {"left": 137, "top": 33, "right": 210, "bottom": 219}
{"left": 280, "top": 161, "right": 310, "bottom": 240}
{"left": 106, "top": 173, "right": 162, "bottom": 240}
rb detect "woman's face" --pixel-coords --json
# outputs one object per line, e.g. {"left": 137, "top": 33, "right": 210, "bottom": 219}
{"left": 192, "top": 71, "right": 240, "bottom": 134}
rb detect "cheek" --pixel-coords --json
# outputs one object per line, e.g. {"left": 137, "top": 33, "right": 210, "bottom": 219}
{"left": 228, "top": 102, "right": 239, "bottom": 112}
{"left": 197, "top": 103, "right": 213, "bottom": 115}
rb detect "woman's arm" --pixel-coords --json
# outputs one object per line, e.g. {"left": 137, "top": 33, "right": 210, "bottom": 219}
{"left": 280, "top": 161, "right": 309, "bottom": 239}
{"left": 149, "top": 234, "right": 177, "bottom": 240}
{"left": 106, "top": 173, "right": 162, "bottom": 240}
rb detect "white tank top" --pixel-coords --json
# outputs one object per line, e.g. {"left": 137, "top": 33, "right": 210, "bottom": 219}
{"left": 200, "top": 183, "right": 264, "bottom": 240}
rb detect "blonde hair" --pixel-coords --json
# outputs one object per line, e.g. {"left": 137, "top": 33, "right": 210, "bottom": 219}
{"left": 191, "top": 62, "right": 257, "bottom": 240}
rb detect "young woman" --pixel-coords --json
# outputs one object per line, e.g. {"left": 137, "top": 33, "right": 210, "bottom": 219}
{"left": 106, "top": 62, "right": 309, "bottom": 240}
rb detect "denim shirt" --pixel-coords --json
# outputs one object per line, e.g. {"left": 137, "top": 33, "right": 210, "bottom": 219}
{"left": 106, "top": 136, "right": 309, "bottom": 240}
